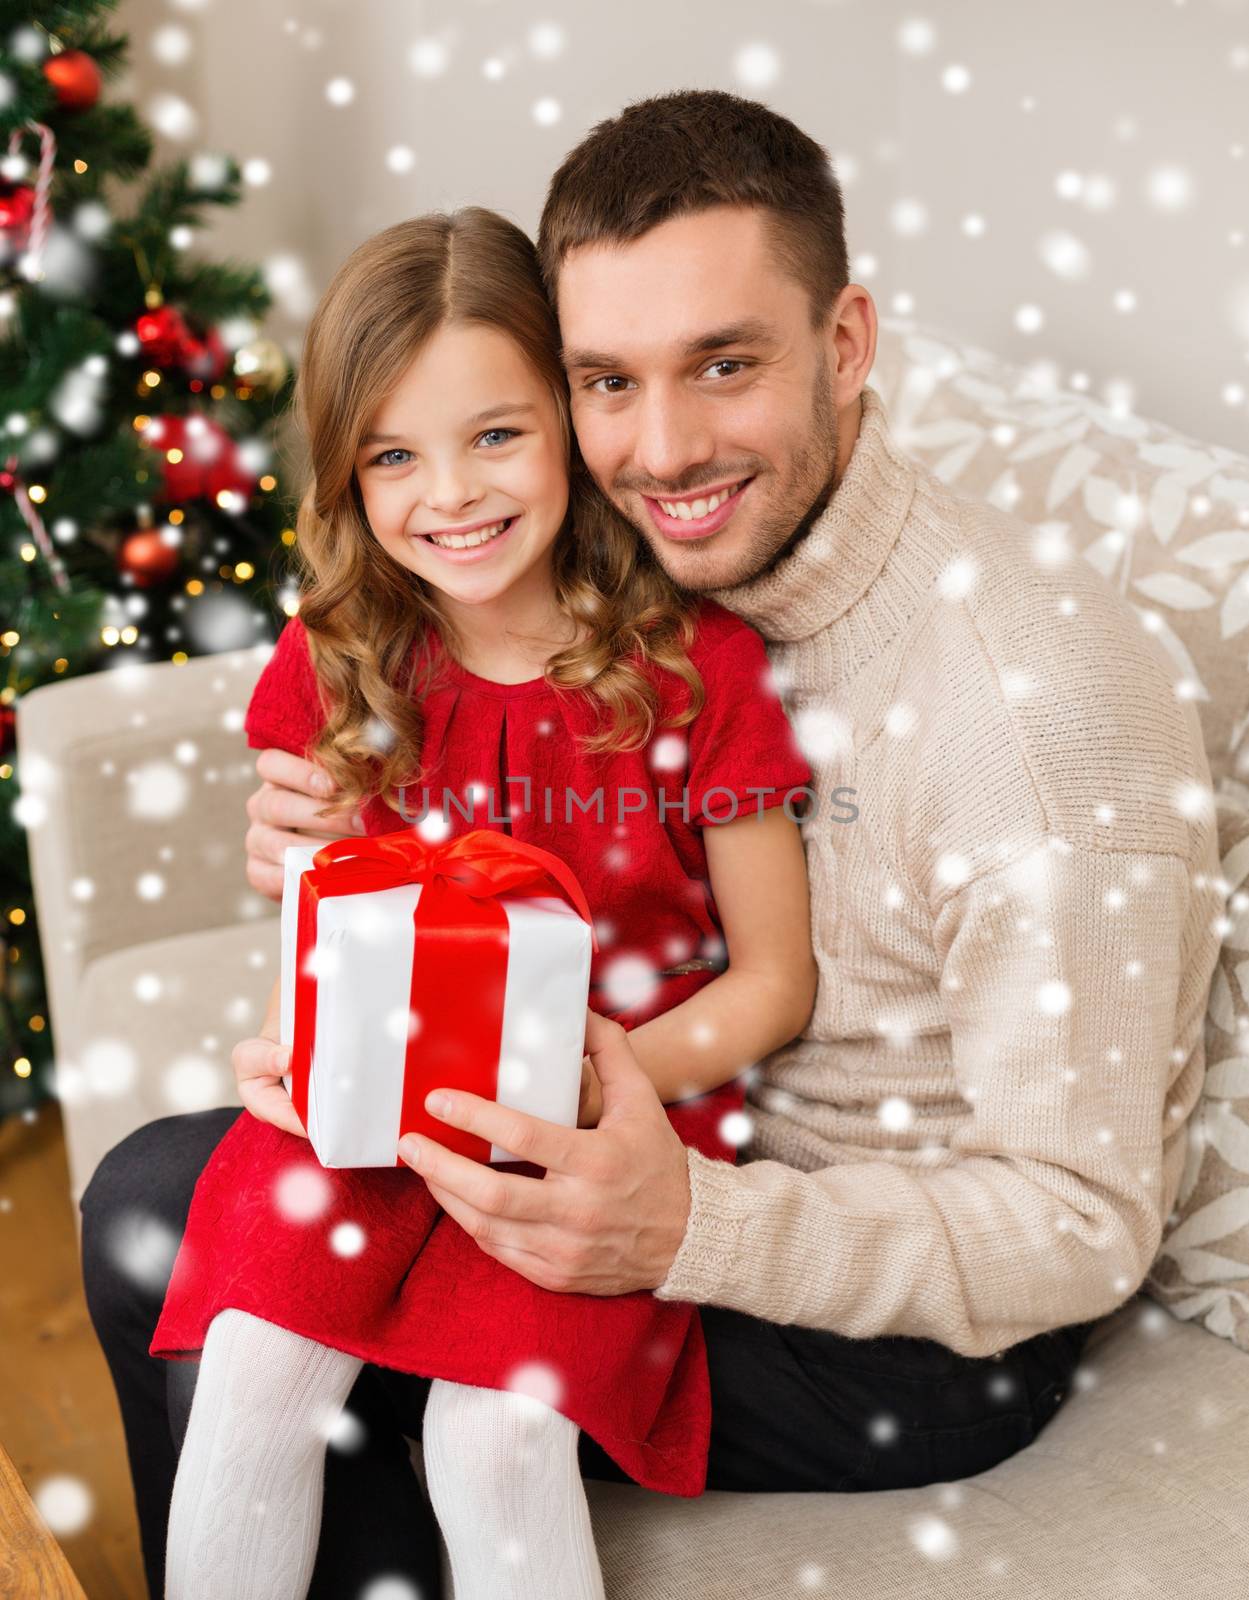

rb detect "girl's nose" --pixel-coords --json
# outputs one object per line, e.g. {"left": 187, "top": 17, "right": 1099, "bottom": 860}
{"left": 422, "top": 465, "right": 481, "bottom": 516}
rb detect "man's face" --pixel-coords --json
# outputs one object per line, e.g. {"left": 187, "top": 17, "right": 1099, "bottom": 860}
{"left": 558, "top": 205, "right": 841, "bottom": 591}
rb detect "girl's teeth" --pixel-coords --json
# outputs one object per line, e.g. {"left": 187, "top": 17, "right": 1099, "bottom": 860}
{"left": 427, "top": 519, "right": 509, "bottom": 549}
{"left": 658, "top": 482, "right": 739, "bottom": 519}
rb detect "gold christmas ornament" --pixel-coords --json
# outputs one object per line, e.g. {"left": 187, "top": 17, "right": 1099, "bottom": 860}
{"left": 232, "top": 338, "right": 289, "bottom": 395}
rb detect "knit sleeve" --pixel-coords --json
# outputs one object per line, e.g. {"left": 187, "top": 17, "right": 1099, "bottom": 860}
{"left": 243, "top": 614, "right": 330, "bottom": 759}
{"left": 654, "top": 840, "right": 1201, "bottom": 1356}
{"left": 683, "top": 625, "right": 811, "bottom": 827}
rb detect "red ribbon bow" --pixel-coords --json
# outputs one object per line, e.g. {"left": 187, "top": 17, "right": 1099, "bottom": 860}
{"left": 290, "top": 829, "right": 598, "bottom": 1165}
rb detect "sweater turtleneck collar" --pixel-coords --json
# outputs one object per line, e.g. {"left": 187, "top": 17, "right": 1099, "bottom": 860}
{"left": 708, "top": 383, "right": 917, "bottom": 644}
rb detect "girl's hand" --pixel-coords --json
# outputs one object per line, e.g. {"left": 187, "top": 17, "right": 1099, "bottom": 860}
{"left": 231, "top": 1033, "right": 308, "bottom": 1140}
{"left": 577, "top": 1051, "right": 604, "bottom": 1128}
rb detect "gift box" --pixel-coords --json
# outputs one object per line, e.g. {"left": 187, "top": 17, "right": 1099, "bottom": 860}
{"left": 278, "top": 829, "right": 597, "bottom": 1169}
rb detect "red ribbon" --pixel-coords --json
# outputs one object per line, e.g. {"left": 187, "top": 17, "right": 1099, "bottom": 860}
{"left": 290, "top": 829, "right": 598, "bottom": 1166}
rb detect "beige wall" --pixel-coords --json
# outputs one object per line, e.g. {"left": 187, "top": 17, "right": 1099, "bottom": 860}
{"left": 118, "top": 0, "right": 1249, "bottom": 451}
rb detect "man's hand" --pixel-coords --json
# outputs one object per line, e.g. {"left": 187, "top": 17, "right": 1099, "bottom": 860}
{"left": 396, "top": 1009, "right": 692, "bottom": 1295}
{"left": 576, "top": 1052, "right": 603, "bottom": 1128}
{"left": 245, "top": 747, "right": 366, "bottom": 903}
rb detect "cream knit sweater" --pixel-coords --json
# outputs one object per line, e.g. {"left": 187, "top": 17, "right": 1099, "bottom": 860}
{"left": 653, "top": 384, "right": 1224, "bottom": 1358}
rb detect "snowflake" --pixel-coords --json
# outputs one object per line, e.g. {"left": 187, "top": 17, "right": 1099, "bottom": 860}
{"left": 908, "top": 1513, "right": 959, "bottom": 1561}
{"left": 504, "top": 1359, "right": 565, "bottom": 1411}
{"left": 33, "top": 1476, "right": 93, "bottom": 1537}
{"left": 330, "top": 1221, "right": 366, "bottom": 1258}
{"left": 274, "top": 1164, "right": 333, "bottom": 1222}
{"left": 126, "top": 760, "right": 190, "bottom": 820}
{"left": 600, "top": 953, "right": 660, "bottom": 1011}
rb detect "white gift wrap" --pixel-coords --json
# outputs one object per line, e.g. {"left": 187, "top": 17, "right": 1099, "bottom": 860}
{"left": 279, "top": 843, "right": 593, "bottom": 1168}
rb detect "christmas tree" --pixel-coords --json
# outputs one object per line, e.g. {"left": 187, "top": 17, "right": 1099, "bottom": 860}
{"left": 0, "top": 0, "right": 297, "bottom": 1117}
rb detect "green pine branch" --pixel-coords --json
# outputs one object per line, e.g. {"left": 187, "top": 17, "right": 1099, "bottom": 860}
{"left": 47, "top": 101, "right": 153, "bottom": 181}
{"left": 170, "top": 258, "right": 273, "bottom": 323}
{"left": 0, "top": 1, "right": 120, "bottom": 34}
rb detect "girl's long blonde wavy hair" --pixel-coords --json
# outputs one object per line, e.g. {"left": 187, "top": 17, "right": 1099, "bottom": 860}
{"left": 287, "top": 207, "right": 707, "bottom": 823}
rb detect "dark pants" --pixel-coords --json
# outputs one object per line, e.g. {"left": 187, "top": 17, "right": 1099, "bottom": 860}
{"left": 80, "top": 1107, "right": 1100, "bottom": 1600}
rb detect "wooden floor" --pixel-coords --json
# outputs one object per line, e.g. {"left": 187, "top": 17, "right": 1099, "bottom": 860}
{"left": 0, "top": 1100, "right": 147, "bottom": 1599}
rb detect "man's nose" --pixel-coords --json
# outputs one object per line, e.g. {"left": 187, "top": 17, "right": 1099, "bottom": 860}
{"left": 631, "top": 389, "right": 715, "bottom": 489}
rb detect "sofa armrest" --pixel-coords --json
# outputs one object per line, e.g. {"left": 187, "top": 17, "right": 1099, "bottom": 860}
{"left": 17, "top": 647, "right": 279, "bottom": 1127}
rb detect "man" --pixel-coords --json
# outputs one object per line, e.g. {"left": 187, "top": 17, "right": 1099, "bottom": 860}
{"left": 81, "top": 90, "right": 1222, "bottom": 1598}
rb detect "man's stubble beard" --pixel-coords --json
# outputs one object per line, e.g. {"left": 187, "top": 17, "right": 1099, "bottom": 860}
{"left": 608, "top": 353, "right": 841, "bottom": 595}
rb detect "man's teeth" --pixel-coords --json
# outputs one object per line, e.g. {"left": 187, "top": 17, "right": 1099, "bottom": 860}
{"left": 426, "top": 519, "right": 510, "bottom": 550}
{"left": 657, "top": 482, "right": 743, "bottom": 520}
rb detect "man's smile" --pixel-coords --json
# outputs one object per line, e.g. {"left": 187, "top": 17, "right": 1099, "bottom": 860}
{"left": 641, "top": 476, "right": 755, "bottom": 540}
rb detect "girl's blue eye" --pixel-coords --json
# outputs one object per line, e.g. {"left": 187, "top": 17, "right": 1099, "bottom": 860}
{"left": 367, "top": 429, "right": 517, "bottom": 467}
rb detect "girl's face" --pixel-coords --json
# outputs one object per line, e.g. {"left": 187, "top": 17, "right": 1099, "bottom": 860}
{"left": 353, "top": 322, "right": 570, "bottom": 616}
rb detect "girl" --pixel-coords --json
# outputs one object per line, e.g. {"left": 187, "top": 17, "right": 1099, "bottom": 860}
{"left": 150, "top": 208, "right": 816, "bottom": 1600}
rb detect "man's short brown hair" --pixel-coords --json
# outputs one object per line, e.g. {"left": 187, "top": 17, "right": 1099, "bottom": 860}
{"left": 536, "top": 89, "right": 848, "bottom": 329}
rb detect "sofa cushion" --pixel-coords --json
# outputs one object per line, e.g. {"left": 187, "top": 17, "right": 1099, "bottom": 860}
{"left": 451, "top": 1294, "right": 1242, "bottom": 1599}
{"left": 57, "top": 920, "right": 270, "bottom": 1211}
{"left": 869, "top": 321, "right": 1249, "bottom": 802}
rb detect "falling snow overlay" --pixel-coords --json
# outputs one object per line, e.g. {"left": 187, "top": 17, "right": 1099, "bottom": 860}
{"left": 10, "top": 6, "right": 1249, "bottom": 1590}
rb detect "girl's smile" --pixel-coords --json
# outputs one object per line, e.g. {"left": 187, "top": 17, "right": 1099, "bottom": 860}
{"left": 410, "top": 513, "right": 523, "bottom": 563}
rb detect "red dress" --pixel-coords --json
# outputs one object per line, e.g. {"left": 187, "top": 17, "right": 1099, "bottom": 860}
{"left": 149, "top": 596, "right": 811, "bottom": 1497}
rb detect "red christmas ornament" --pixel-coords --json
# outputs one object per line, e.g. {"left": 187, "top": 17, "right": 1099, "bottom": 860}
{"left": 0, "top": 182, "right": 35, "bottom": 250}
{"left": 135, "top": 309, "right": 230, "bottom": 384}
{"left": 140, "top": 414, "right": 259, "bottom": 505}
{"left": 135, "top": 306, "right": 195, "bottom": 366}
{"left": 43, "top": 50, "right": 102, "bottom": 112}
{"left": 183, "top": 328, "right": 229, "bottom": 384}
{"left": 0, "top": 706, "right": 14, "bottom": 759}
{"left": 119, "top": 529, "right": 180, "bottom": 587}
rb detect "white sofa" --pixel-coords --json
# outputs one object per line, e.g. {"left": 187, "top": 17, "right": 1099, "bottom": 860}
{"left": 20, "top": 323, "right": 1249, "bottom": 1595}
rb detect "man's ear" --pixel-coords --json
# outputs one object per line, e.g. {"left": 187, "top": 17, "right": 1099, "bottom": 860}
{"left": 829, "top": 283, "right": 877, "bottom": 407}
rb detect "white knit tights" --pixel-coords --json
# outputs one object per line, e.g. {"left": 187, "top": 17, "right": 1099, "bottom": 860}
{"left": 165, "top": 1308, "right": 606, "bottom": 1600}
{"left": 422, "top": 1376, "right": 607, "bottom": 1600}
{"left": 165, "top": 1308, "right": 363, "bottom": 1599}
